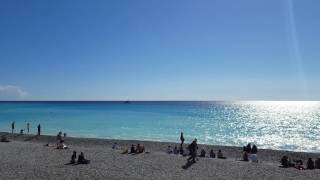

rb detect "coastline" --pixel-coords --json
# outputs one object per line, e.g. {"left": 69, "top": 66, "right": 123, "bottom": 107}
{"left": 1, "top": 132, "right": 320, "bottom": 179}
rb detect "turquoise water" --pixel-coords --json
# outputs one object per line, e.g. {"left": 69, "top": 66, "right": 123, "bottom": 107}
{"left": 1, "top": 101, "right": 320, "bottom": 152}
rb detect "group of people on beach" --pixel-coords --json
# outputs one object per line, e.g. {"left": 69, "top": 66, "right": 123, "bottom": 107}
{"left": 11, "top": 121, "right": 41, "bottom": 135}
{"left": 165, "top": 132, "right": 261, "bottom": 165}
{"left": 56, "top": 131, "right": 68, "bottom": 149}
{"left": 167, "top": 137, "right": 227, "bottom": 162}
{"left": 183, "top": 133, "right": 228, "bottom": 161}
{"left": 7, "top": 125, "right": 320, "bottom": 171}
{"left": 242, "top": 143, "right": 258, "bottom": 162}
{"left": 281, "top": 156, "right": 320, "bottom": 170}
{"left": 119, "top": 143, "right": 146, "bottom": 154}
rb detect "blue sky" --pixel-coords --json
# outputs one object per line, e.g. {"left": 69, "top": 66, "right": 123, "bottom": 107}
{"left": 0, "top": 0, "right": 319, "bottom": 100}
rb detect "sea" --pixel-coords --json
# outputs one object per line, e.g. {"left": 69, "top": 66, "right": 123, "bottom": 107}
{"left": 0, "top": 101, "right": 320, "bottom": 152}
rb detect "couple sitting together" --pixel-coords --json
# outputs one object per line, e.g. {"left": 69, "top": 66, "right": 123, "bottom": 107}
{"left": 70, "top": 151, "right": 90, "bottom": 164}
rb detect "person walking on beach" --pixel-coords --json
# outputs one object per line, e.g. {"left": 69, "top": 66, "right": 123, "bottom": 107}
{"left": 27, "top": 123, "right": 30, "bottom": 133}
{"left": 180, "top": 132, "right": 185, "bottom": 146}
{"left": 187, "top": 139, "right": 198, "bottom": 163}
{"left": 37, "top": 124, "right": 41, "bottom": 135}
{"left": 11, "top": 121, "right": 15, "bottom": 134}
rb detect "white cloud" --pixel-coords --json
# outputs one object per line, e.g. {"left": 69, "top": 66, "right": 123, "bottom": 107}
{"left": 0, "top": 85, "right": 29, "bottom": 100}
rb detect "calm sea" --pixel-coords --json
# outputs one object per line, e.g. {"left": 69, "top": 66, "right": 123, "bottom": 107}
{"left": 0, "top": 101, "right": 320, "bottom": 152}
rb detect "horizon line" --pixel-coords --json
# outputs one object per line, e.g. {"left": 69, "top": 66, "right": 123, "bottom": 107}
{"left": 0, "top": 100, "right": 319, "bottom": 102}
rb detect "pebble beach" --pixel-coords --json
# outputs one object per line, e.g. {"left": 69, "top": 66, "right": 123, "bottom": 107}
{"left": 1, "top": 132, "right": 320, "bottom": 180}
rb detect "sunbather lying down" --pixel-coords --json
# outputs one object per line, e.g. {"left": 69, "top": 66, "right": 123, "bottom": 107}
{"left": 56, "top": 140, "right": 68, "bottom": 149}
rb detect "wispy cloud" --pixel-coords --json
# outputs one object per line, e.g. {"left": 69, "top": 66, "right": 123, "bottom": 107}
{"left": 0, "top": 85, "right": 29, "bottom": 100}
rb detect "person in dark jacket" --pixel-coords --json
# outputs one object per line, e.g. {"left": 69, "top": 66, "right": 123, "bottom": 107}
{"left": 209, "top": 149, "right": 215, "bottom": 158}
{"left": 11, "top": 121, "right": 15, "bottom": 134}
{"left": 180, "top": 132, "right": 185, "bottom": 146}
{"left": 70, "top": 151, "right": 77, "bottom": 164}
{"left": 251, "top": 144, "right": 258, "bottom": 154}
{"left": 307, "top": 158, "right": 315, "bottom": 169}
{"left": 37, "top": 124, "right": 41, "bottom": 136}
{"left": 315, "top": 158, "right": 320, "bottom": 169}
{"left": 246, "top": 143, "right": 251, "bottom": 153}
{"left": 78, "top": 152, "right": 90, "bottom": 164}
{"left": 200, "top": 149, "right": 206, "bottom": 157}
{"left": 187, "top": 139, "right": 198, "bottom": 163}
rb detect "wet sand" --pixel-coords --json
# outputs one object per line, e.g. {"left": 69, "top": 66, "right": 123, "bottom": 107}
{"left": 1, "top": 132, "right": 320, "bottom": 180}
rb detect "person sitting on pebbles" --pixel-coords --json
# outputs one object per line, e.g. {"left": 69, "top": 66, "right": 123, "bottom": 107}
{"left": 209, "top": 149, "right": 215, "bottom": 158}
{"left": 166, "top": 146, "right": 173, "bottom": 154}
{"left": 129, "top": 144, "right": 136, "bottom": 154}
{"left": 251, "top": 144, "right": 258, "bottom": 154}
{"left": 112, "top": 142, "right": 118, "bottom": 150}
{"left": 242, "top": 151, "right": 249, "bottom": 161}
{"left": 200, "top": 149, "right": 206, "bottom": 157}
{"left": 294, "top": 159, "right": 304, "bottom": 170}
{"left": 307, "top": 158, "right": 315, "bottom": 170}
{"left": 121, "top": 146, "right": 129, "bottom": 154}
{"left": 315, "top": 158, "right": 320, "bottom": 169}
{"left": 70, "top": 151, "right": 77, "bottom": 164}
{"left": 173, "top": 146, "right": 179, "bottom": 155}
{"left": 78, "top": 152, "right": 90, "bottom": 164}
{"left": 136, "top": 144, "right": 145, "bottom": 154}
{"left": 217, "top": 149, "right": 226, "bottom": 159}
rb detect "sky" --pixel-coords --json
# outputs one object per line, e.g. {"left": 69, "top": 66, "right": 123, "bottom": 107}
{"left": 0, "top": 0, "right": 319, "bottom": 101}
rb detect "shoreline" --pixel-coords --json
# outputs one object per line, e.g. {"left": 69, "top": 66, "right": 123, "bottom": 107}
{"left": 2, "top": 132, "right": 320, "bottom": 160}
{"left": 2, "top": 131, "right": 319, "bottom": 154}
{"left": 1, "top": 132, "right": 320, "bottom": 179}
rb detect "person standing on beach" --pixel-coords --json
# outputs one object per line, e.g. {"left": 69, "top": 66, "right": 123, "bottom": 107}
{"left": 27, "top": 123, "right": 30, "bottom": 133}
{"left": 187, "top": 139, "right": 198, "bottom": 163}
{"left": 180, "top": 132, "right": 185, "bottom": 146}
{"left": 37, "top": 124, "right": 41, "bottom": 135}
{"left": 11, "top": 121, "right": 15, "bottom": 134}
